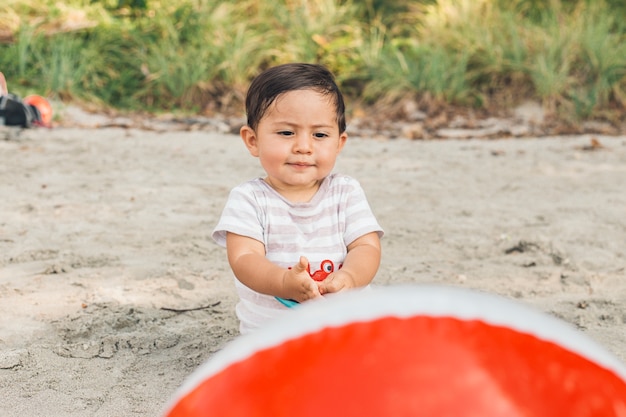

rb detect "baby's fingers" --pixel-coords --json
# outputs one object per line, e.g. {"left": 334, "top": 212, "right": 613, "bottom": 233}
{"left": 292, "top": 256, "right": 309, "bottom": 274}
{"left": 318, "top": 274, "right": 343, "bottom": 295}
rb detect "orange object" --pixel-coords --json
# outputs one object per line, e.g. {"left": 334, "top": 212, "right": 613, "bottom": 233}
{"left": 24, "top": 95, "right": 53, "bottom": 127}
{"left": 310, "top": 259, "right": 335, "bottom": 281}
{"left": 164, "top": 286, "right": 626, "bottom": 417}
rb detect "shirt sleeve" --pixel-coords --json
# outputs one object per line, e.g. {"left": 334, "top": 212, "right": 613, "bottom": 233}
{"left": 212, "top": 183, "right": 265, "bottom": 247}
{"left": 341, "top": 177, "right": 384, "bottom": 246}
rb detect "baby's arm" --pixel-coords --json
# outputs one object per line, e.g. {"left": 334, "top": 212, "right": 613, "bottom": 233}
{"left": 318, "top": 231, "right": 381, "bottom": 295}
{"left": 226, "top": 232, "right": 322, "bottom": 302}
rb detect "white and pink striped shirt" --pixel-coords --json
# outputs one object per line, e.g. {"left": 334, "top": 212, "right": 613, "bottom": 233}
{"left": 212, "top": 173, "right": 383, "bottom": 333}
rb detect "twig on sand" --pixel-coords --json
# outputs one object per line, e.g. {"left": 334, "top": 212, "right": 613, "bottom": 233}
{"left": 160, "top": 301, "right": 221, "bottom": 313}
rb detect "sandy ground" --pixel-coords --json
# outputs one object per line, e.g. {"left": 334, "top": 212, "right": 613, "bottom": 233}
{"left": 1, "top": 124, "right": 625, "bottom": 416}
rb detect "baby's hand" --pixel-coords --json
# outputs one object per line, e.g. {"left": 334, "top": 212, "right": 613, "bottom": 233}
{"left": 283, "top": 256, "right": 322, "bottom": 302}
{"left": 318, "top": 269, "right": 357, "bottom": 295}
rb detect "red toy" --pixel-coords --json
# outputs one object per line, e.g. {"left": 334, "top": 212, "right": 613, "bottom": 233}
{"left": 24, "top": 95, "right": 53, "bottom": 127}
{"left": 308, "top": 259, "right": 335, "bottom": 281}
{"left": 287, "top": 259, "right": 339, "bottom": 282}
{"left": 276, "top": 260, "right": 340, "bottom": 307}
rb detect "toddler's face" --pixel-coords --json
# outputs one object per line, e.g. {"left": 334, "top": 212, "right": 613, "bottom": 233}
{"left": 241, "top": 89, "right": 347, "bottom": 201}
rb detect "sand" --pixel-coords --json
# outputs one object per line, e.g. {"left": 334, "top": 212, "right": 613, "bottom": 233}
{"left": 1, "top": 122, "right": 625, "bottom": 416}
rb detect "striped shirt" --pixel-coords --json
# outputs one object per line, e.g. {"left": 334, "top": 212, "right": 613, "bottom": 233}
{"left": 212, "top": 173, "right": 384, "bottom": 333}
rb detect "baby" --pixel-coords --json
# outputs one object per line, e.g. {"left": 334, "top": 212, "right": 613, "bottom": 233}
{"left": 212, "top": 63, "right": 383, "bottom": 333}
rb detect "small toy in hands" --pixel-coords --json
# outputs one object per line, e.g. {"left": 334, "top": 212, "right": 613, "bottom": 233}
{"left": 308, "top": 260, "right": 336, "bottom": 281}
{"left": 276, "top": 260, "right": 337, "bottom": 308}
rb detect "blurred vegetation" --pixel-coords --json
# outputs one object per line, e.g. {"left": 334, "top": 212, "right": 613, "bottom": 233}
{"left": 1, "top": 0, "right": 625, "bottom": 124}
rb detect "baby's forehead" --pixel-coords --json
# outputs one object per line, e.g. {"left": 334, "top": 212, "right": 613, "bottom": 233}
{"left": 266, "top": 90, "right": 335, "bottom": 113}
{"left": 270, "top": 88, "right": 337, "bottom": 108}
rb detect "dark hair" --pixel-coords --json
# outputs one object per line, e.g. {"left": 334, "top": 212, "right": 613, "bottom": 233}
{"left": 245, "top": 63, "right": 346, "bottom": 133}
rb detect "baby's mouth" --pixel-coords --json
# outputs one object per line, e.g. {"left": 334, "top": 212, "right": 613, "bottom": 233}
{"left": 289, "top": 161, "right": 314, "bottom": 167}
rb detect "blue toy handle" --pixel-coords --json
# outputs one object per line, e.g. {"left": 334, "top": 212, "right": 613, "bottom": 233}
{"left": 276, "top": 297, "right": 299, "bottom": 308}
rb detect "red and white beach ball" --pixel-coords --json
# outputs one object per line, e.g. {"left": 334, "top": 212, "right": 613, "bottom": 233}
{"left": 163, "top": 285, "right": 626, "bottom": 417}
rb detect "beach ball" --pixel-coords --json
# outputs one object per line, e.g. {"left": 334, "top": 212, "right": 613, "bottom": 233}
{"left": 163, "top": 285, "right": 626, "bottom": 417}
{"left": 24, "top": 95, "right": 53, "bottom": 127}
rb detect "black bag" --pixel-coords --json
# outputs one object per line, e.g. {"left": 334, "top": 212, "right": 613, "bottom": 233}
{"left": 0, "top": 93, "right": 41, "bottom": 128}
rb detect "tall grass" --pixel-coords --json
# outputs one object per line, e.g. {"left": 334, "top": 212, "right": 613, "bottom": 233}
{"left": 572, "top": 4, "right": 626, "bottom": 119}
{"left": 0, "top": 0, "right": 624, "bottom": 123}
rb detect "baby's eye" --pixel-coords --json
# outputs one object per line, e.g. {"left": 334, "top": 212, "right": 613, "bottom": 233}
{"left": 278, "top": 131, "right": 294, "bottom": 137}
{"left": 313, "top": 132, "right": 329, "bottom": 139}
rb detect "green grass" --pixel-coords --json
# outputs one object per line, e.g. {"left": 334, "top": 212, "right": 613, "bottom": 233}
{"left": 0, "top": 0, "right": 625, "bottom": 124}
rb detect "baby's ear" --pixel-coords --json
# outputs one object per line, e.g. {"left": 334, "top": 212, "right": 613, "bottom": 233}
{"left": 337, "top": 131, "right": 348, "bottom": 152}
{"left": 240, "top": 125, "right": 259, "bottom": 157}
